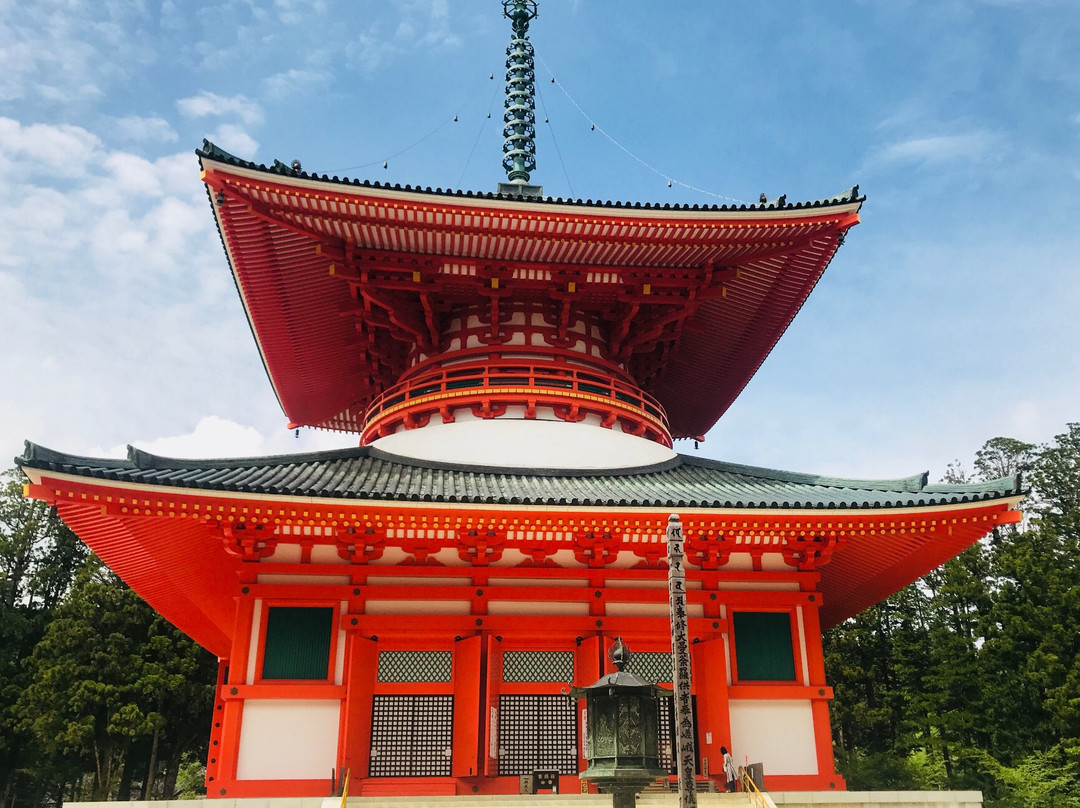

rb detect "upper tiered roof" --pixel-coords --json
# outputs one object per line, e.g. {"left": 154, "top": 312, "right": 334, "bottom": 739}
{"left": 199, "top": 142, "right": 863, "bottom": 441}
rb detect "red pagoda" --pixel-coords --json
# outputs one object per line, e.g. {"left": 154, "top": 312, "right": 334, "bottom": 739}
{"left": 18, "top": 2, "right": 1022, "bottom": 799}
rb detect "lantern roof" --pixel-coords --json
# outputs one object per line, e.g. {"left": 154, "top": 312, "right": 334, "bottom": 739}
{"left": 568, "top": 670, "right": 672, "bottom": 699}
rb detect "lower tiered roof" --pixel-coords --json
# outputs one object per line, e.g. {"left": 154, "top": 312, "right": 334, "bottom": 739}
{"left": 21, "top": 442, "right": 1019, "bottom": 509}
{"left": 18, "top": 442, "right": 1023, "bottom": 653}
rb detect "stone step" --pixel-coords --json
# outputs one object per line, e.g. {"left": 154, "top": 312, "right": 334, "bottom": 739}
{"left": 67, "top": 791, "right": 983, "bottom": 808}
{"left": 331, "top": 797, "right": 752, "bottom": 808}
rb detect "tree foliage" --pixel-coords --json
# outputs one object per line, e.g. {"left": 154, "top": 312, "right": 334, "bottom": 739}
{"left": 827, "top": 424, "right": 1080, "bottom": 807}
{"left": 0, "top": 472, "right": 214, "bottom": 808}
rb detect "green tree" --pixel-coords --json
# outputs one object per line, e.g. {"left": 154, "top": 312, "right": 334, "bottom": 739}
{"left": 0, "top": 469, "right": 87, "bottom": 808}
{"left": 13, "top": 563, "right": 215, "bottom": 802}
{"left": 0, "top": 466, "right": 217, "bottom": 808}
{"left": 977, "top": 426, "right": 1080, "bottom": 760}
{"left": 0, "top": 469, "right": 87, "bottom": 612}
{"left": 827, "top": 429, "right": 1068, "bottom": 798}
{"left": 974, "top": 437, "right": 1036, "bottom": 487}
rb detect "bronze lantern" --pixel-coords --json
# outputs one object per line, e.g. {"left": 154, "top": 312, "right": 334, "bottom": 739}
{"left": 568, "top": 638, "right": 672, "bottom": 808}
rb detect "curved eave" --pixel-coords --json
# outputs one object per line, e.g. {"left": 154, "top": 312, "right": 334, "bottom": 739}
{"left": 35, "top": 493, "right": 237, "bottom": 657}
{"left": 815, "top": 502, "right": 1016, "bottom": 628}
{"left": 19, "top": 443, "right": 1021, "bottom": 634}
{"left": 198, "top": 144, "right": 862, "bottom": 436}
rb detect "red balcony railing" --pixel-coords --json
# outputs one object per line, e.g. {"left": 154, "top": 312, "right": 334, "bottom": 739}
{"left": 361, "top": 359, "right": 671, "bottom": 447}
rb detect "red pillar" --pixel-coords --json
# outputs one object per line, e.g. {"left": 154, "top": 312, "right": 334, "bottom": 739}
{"left": 482, "top": 634, "right": 503, "bottom": 777}
{"left": 801, "top": 599, "right": 841, "bottom": 785}
{"left": 692, "top": 636, "right": 730, "bottom": 784}
{"left": 452, "top": 635, "right": 483, "bottom": 778}
{"left": 212, "top": 596, "right": 256, "bottom": 794}
{"left": 341, "top": 634, "right": 378, "bottom": 780}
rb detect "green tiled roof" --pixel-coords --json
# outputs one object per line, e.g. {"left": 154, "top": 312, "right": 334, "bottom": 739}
{"left": 17, "top": 442, "right": 1021, "bottom": 511}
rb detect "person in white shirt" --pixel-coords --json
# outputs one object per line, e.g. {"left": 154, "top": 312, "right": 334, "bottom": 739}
{"left": 721, "top": 746, "right": 737, "bottom": 792}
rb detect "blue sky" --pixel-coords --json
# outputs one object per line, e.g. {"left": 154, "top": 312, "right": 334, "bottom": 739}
{"left": 2, "top": 0, "right": 1078, "bottom": 481}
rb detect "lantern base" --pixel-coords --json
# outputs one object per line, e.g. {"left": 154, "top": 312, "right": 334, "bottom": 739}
{"left": 582, "top": 767, "right": 667, "bottom": 808}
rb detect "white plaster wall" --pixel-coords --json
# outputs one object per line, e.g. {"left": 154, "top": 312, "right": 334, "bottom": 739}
{"left": 760, "top": 555, "right": 796, "bottom": 571}
{"left": 605, "top": 602, "right": 704, "bottom": 618}
{"left": 720, "top": 556, "right": 755, "bottom": 571}
{"left": 255, "top": 574, "right": 350, "bottom": 586}
{"left": 367, "top": 576, "right": 470, "bottom": 587}
{"left": 367, "top": 548, "right": 409, "bottom": 566}
{"left": 334, "top": 602, "right": 347, "bottom": 686}
{"left": 309, "top": 545, "right": 347, "bottom": 565}
{"left": 604, "top": 578, "right": 667, "bottom": 589}
{"left": 431, "top": 547, "right": 470, "bottom": 566}
{"left": 604, "top": 602, "right": 671, "bottom": 617}
{"left": 235, "top": 700, "right": 340, "bottom": 781}
{"left": 488, "top": 577, "right": 589, "bottom": 587}
{"left": 796, "top": 607, "right": 810, "bottom": 686}
{"left": 371, "top": 419, "right": 675, "bottom": 470}
{"left": 717, "top": 580, "right": 800, "bottom": 591}
{"left": 487, "top": 600, "right": 590, "bottom": 616}
{"left": 245, "top": 600, "right": 262, "bottom": 685}
{"left": 364, "top": 599, "right": 471, "bottom": 614}
{"left": 728, "top": 699, "right": 818, "bottom": 776}
{"left": 264, "top": 544, "right": 302, "bottom": 563}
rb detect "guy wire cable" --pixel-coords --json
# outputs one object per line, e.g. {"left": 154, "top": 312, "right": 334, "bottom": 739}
{"left": 536, "top": 54, "right": 748, "bottom": 204}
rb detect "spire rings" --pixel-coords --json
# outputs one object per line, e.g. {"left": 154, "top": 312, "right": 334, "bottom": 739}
{"left": 502, "top": 2, "right": 539, "bottom": 183}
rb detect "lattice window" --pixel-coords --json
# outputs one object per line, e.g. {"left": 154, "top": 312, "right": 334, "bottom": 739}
{"left": 377, "top": 650, "right": 453, "bottom": 682}
{"left": 658, "top": 695, "right": 675, "bottom": 772}
{"left": 628, "top": 651, "right": 673, "bottom": 684}
{"left": 497, "top": 694, "right": 578, "bottom": 775}
{"left": 503, "top": 651, "right": 574, "bottom": 682}
{"left": 658, "top": 695, "right": 698, "bottom": 774}
{"left": 369, "top": 695, "right": 453, "bottom": 776}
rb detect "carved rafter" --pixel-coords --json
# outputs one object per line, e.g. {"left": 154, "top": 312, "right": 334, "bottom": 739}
{"left": 215, "top": 523, "right": 277, "bottom": 561}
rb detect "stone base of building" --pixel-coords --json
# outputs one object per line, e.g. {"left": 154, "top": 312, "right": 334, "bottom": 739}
{"left": 66, "top": 791, "right": 983, "bottom": 808}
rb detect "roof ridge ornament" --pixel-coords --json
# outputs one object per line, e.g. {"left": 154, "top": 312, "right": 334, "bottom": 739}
{"left": 499, "top": 0, "right": 544, "bottom": 197}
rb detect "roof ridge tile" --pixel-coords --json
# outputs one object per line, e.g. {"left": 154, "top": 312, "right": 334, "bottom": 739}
{"left": 16, "top": 442, "right": 1023, "bottom": 509}
{"left": 197, "top": 141, "right": 866, "bottom": 211}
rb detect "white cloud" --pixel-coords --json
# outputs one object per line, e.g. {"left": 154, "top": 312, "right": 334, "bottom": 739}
{"left": 347, "top": 30, "right": 400, "bottom": 74}
{"left": 274, "top": 0, "right": 327, "bottom": 26}
{"left": 419, "top": 0, "right": 461, "bottom": 49}
{"left": 115, "top": 416, "right": 355, "bottom": 461}
{"left": 0, "top": 117, "right": 104, "bottom": 178}
{"left": 127, "top": 416, "right": 267, "bottom": 459}
{"left": 206, "top": 124, "right": 259, "bottom": 160}
{"left": 177, "top": 92, "right": 264, "bottom": 127}
{"left": 0, "top": 118, "right": 256, "bottom": 465}
{"left": 0, "top": 113, "right": 351, "bottom": 465}
{"left": 0, "top": 0, "right": 158, "bottom": 107}
{"left": 101, "top": 152, "right": 165, "bottom": 197}
{"left": 112, "top": 115, "right": 179, "bottom": 143}
{"left": 347, "top": 0, "right": 463, "bottom": 74}
{"left": 262, "top": 68, "right": 333, "bottom": 101}
{"left": 0, "top": 7, "right": 99, "bottom": 103}
{"left": 871, "top": 131, "right": 1005, "bottom": 168}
